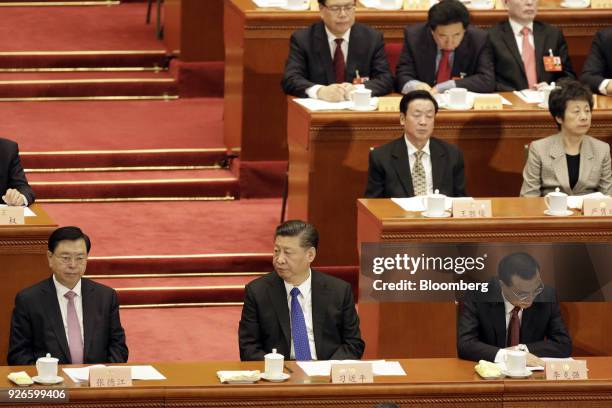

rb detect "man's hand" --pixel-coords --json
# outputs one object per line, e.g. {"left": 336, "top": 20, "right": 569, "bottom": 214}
{"left": 2, "top": 189, "right": 25, "bottom": 206}
{"left": 526, "top": 353, "right": 545, "bottom": 367}
{"left": 606, "top": 80, "right": 612, "bottom": 95}
{"left": 317, "top": 84, "right": 349, "bottom": 102}
{"left": 415, "top": 82, "right": 434, "bottom": 93}
{"left": 534, "top": 82, "right": 550, "bottom": 91}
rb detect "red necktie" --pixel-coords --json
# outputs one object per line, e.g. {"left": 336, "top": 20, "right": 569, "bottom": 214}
{"left": 507, "top": 306, "right": 521, "bottom": 347}
{"left": 333, "top": 38, "right": 345, "bottom": 84}
{"left": 436, "top": 49, "right": 452, "bottom": 84}
{"left": 521, "top": 26, "right": 537, "bottom": 89}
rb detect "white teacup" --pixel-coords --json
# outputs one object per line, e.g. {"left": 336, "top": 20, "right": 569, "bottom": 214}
{"left": 286, "top": 0, "right": 305, "bottom": 8}
{"left": 505, "top": 350, "right": 527, "bottom": 375}
{"left": 379, "top": 0, "right": 397, "bottom": 7}
{"left": 264, "top": 348, "right": 284, "bottom": 379}
{"left": 541, "top": 85, "right": 555, "bottom": 107}
{"left": 447, "top": 88, "right": 468, "bottom": 108}
{"left": 545, "top": 189, "right": 568, "bottom": 214}
{"left": 471, "top": 0, "right": 489, "bottom": 8}
{"left": 565, "top": 0, "right": 584, "bottom": 6}
{"left": 36, "top": 353, "right": 58, "bottom": 381}
{"left": 422, "top": 191, "right": 447, "bottom": 216}
{"left": 352, "top": 88, "right": 372, "bottom": 109}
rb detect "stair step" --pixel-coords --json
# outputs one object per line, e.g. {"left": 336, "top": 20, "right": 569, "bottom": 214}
{"left": 115, "top": 285, "right": 246, "bottom": 307}
{"left": 94, "top": 275, "right": 259, "bottom": 289}
{"left": 0, "top": 51, "right": 169, "bottom": 69}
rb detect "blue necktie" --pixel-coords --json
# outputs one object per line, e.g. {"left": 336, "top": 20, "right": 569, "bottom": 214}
{"left": 290, "top": 287, "right": 312, "bottom": 361}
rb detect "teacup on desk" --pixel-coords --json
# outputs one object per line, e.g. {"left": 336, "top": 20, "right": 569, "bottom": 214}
{"left": 540, "top": 84, "right": 556, "bottom": 108}
{"left": 36, "top": 353, "right": 59, "bottom": 381}
{"left": 422, "top": 192, "right": 447, "bottom": 216}
{"left": 545, "top": 189, "right": 568, "bottom": 214}
{"left": 286, "top": 0, "right": 306, "bottom": 8}
{"left": 447, "top": 88, "right": 469, "bottom": 108}
{"left": 470, "top": 0, "right": 490, "bottom": 8}
{"left": 564, "top": 0, "right": 586, "bottom": 6}
{"left": 379, "top": 0, "right": 398, "bottom": 7}
{"left": 351, "top": 88, "right": 372, "bottom": 109}
{"left": 505, "top": 350, "right": 527, "bottom": 375}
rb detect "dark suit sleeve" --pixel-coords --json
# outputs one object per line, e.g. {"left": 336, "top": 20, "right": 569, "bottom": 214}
{"left": 329, "top": 283, "right": 365, "bottom": 360}
{"left": 457, "top": 297, "right": 500, "bottom": 362}
{"left": 7, "top": 292, "right": 36, "bottom": 365}
{"left": 395, "top": 29, "right": 420, "bottom": 92}
{"left": 6, "top": 143, "right": 35, "bottom": 205}
{"left": 364, "top": 148, "right": 385, "bottom": 198}
{"left": 238, "top": 284, "right": 266, "bottom": 361}
{"left": 526, "top": 299, "right": 572, "bottom": 358}
{"left": 281, "top": 32, "right": 316, "bottom": 98}
{"left": 455, "top": 36, "right": 496, "bottom": 93}
{"left": 581, "top": 31, "right": 608, "bottom": 94}
{"left": 556, "top": 31, "right": 575, "bottom": 81}
{"left": 453, "top": 148, "right": 467, "bottom": 197}
{"left": 107, "top": 290, "right": 128, "bottom": 363}
{"left": 363, "top": 31, "right": 394, "bottom": 96}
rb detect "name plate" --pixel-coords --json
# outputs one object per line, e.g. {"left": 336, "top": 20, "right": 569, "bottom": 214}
{"left": 310, "top": 0, "right": 319, "bottom": 10}
{"left": 583, "top": 197, "right": 612, "bottom": 216}
{"left": 0, "top": 207, "right": 25, "bottom": 225}
{"left": 403, "top": 0, "right": 430, "bottom": 10}
{"left": 377, "top": 97, "right": 402, "bottom": 112}
{"left": 452, "top": 200, "right": 492, "bottom": 218}
{"left": 473, "top": 95, "right": 503, "bottom": 110}
{"left": 89, "top": 366, "right": 132, "bottom": 388}
{"left": 591, "top": 0, "right": 611, "bottom": 8}
{"left": 331, "top": 363, "right": 373, "bottom": 384}
{"left": 545, "top": 360, "right": 588, "bottom": 380}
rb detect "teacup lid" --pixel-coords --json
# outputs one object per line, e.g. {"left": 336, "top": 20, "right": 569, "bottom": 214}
{"left": 547, "top": 187, "right": 567, "bottom": 197}
{"left": 37, "top": 353, "right": 58, "bottom": 363}
{"left": 507, "top": 349, "right": 527, "bottom": 356}
{"left": 264, "top": 348, "right": 284, "bottom": 360}
{"left": 429, "top": 189, "right": 446, "bottom": 198}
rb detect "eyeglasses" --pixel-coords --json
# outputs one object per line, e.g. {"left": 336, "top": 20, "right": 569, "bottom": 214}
{"left": 54, "top": 254, "right": 87, "bottom": 265}
{"left": 323, "top": 3, "right": 356, "bottom": 14}
{"left": 507, "top": 280, "right": 544, "bottom": 302}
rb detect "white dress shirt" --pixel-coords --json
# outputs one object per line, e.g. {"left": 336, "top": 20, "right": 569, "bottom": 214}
{"left": 284, "top": 270, "right": 318, "bottom": 360}
{"left": 306, "top": 27, "right": 352, "bottom": 99}
{"left": 494, "top": 293, "right": 527, "bottom": 362}
{"left": 599, "top": 79, "right": 610, "bottom": 96}
{"left": 508, "top": 19, "right": 535, "bottom": 57}
{"left": 405, "top": 136, "right": 433, "bottom": 195}
{"left": 53, "top": 275, "right": 85, "bottom": 345}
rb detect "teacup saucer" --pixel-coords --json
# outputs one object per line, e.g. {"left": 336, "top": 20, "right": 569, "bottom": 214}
{"left": 349, "top": 104, "right": 377, "bottom": 112}
{"left": 544, "top": 209, "right": 573, "bottom": 217}
{"left": 260, "top": 372, "right": 290, "bottom": 382}
{"left": 560, "top": 1, "right": 589, "bottom": 7}
{"left": 502, "top": 369, "right": 532, "bottom": 379}
{"left": 421, "top": 211, "right": 451, "bottom": 218}
{"left": 444, "top": 102, "right": 472, "bottom": 111}
{"left": 32, "top": 375, "right": 64, "bottom": 385}
{"left": 280, "top": 2, "right": 310, "bottom": 10}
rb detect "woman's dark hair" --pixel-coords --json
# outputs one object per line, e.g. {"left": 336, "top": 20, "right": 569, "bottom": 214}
{"left": 548, "top": 79, "right": 593, "bottom": 130}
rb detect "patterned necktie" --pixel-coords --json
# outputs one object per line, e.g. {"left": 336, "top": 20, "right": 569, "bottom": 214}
{"left": 290, "top": 287, "right": 312, "bottom": 361}
{"left": 333, "top": 38, "right": 345, "bottom": 84}
{"left": 64, "top": 291, "right": 84, "bottom": 364}
{"left": 521, "top": 27, "right": 537, "bottom": 89}
{"left": 507, "top": 306, "right": 521, "bottom": 347}
{"left": 436, "top": 49, "right": 452, "bottom": 84}
{"left": 412, "top": 150, "right": 427, "bottom": 196}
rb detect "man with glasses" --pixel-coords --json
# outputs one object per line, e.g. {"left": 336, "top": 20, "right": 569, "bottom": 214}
{"left": 7, "top": 226, "right": 128, "bottom": 365}
{"left": 457, "top": 252, "right": 571, "bottom": 365}
{"left": 281, "top": 0, "right": 393, "bottom": 102}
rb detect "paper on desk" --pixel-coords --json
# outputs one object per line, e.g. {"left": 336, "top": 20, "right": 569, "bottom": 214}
{"left": 513, "top": 90, "right": 543, "bottom": 104}
{"left": 567, "top": 192, "right": 607, "bottom": 209}
{"left": 297, "top": 360, "right": 406, "bottom": 376}
{"left": 391, "top": 196, "right": 473, "bottom": 212}
{"left": 63, "top": 365, "right": 165, "bottom": 382}
{"left": 359, "top": 0, "right": 403, "bottom": 8}
{"left": 0, "top": 204, "right": 35, "bottom": 217}
{"left": 252, "top": 0, "right": 286, "bottom": 7}
{"left": 496, "top": 357, "right": 574, "bottom": 372}
{"left": 293, "top": 97, "right": 378, "bottom": 111}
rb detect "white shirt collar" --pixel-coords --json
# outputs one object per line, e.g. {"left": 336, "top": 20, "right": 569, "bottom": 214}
{"left": 284, "top": 269, "right": 312, "bottom": 299}
{"left": 501, "top": 288, "right": 521, "bottom": 315}
{"left": 53, "top": 274, "right": 82, "bottom": 298}
{"left": 324, "top": 26, "right": 351, "bottom": 45}
{"left": 509, "top": 18, "right": 534, "bottom": 37}
{"left": 404, "top": 135, "right": 431, "bottom": 157}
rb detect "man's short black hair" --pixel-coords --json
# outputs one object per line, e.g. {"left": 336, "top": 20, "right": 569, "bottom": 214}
{"left": 548, "top": 79, "right": 593, "bottom": 130}
{"left": 399, "top": 90, "right": 439, "bottom": 115}
{"left": 275, "top": 220, "right": 319, "bottom": 250}
{"left": 428, "top": 0, "right": 470, "bottom": 30}
{"left": 48, "top": 226, "right": 91, "bottom": 254}
{"left": 498, "top": 252, "right": 539, "bottom": 286}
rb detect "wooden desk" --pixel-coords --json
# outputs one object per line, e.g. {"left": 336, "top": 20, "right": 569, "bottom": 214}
{"left": 224, "top": 0, "right": 612, "bottom": 174}
{"left": 287, "top": 94, "right": 612, "bottom": 265}
{"left": 2, "top": 358, "right": 612, "bottom": 407}
{"left": 357, "top": 197, "right": 612, "bottom": 359}
{"left": 0, "top": 205, "right": 57, "bottom": 365}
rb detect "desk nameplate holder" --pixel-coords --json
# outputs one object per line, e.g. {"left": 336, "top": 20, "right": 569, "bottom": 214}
{"left": 0, "top": 207, "right": 24, "bottom": 225}
{"left": 452, "top": 200, "right": 492, "bottom": 218}
{"left": 331, "top": 363, "right": 373, "bottom": 384}
{"left": 583, "top": 197, "right": 612, "bottom": 216}
{"left": 89, "top": 366, "right": 132, "bottom": 388}
{"left": 545, "top": 360, "right": 588, "bottom": 380}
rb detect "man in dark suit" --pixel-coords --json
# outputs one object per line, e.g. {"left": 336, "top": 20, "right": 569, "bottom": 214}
{"left": 489, "top": 0, "right": 575, "bottom": 91}
{"left": 239, "top": 220, "right": 364, "bottom": 361}
{"left": 281, "top": 0, "right": 393, "bottom": 102}
{"left": 581, "top": 27, "right": 612, "bottom": 95}
{"left": 0, "top": 137, "right": 35, "bottom": 206}
{"left": 457, "top": 252, "right": 572, "bottom": 365}
{"left": 8, "top": 226, "right": 128, "bottom": 365}
{"left": 364, "top": 90, "right": 466, "bottom": 198}
{"left": 395, "top": 0, "right": 495, "bottom": 94}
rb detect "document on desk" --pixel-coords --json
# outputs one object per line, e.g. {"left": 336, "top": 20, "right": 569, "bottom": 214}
{"left": 297, "top": 360, "right": 406, "bottom": 376}
{"left": 391, "top": 197, "right": 473, "bottom": 212}
{"left": 0, "top": 205, "right": 35, "bottom": 217}
{"left": 63, "top": 365, "right": 166, "bottom": 382}
{"left": 293, "top": 97, "right": 379, "bottom": 111}
{"left": 568, "top": 192, "right": 606, "bottom": 209}
{"left": 513, "top": 90, "right": 543, "bottom": 104}
{"left": 496, "top": 357, "right": 574, "bottom": 373}
{"left": 252, "top": 0, "right": 285, "bottom": 7}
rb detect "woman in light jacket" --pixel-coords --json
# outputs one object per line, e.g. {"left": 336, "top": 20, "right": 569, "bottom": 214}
{"left": 521, "top": 80, "right": 612, "bottom": 196}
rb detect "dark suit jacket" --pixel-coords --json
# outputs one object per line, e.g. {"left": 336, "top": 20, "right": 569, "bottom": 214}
{"left": 581, "top": 27, "right": 612, "bottom": 94}
{"left": 457, "top": 279, "right": 572, "bottom": 362}
{"left": 364, "top": 136, "right": 467, "bottom": 198}
{"left": 395, "top": 24, "right": 495, "bottom": 93}
{"left": 489, "top": 20, "right": 575, "bottom": 91}
{"left": 7, "top": 277, "right": 128, "bottom": 365}
{"left": 0, "top": 138, "right": 35, "bottom": 205}
{"left": 281, "top": 21, "right": 394, "bottom": 97}
{"left": 238, "top": 270, "right": 365, "bottom": 361}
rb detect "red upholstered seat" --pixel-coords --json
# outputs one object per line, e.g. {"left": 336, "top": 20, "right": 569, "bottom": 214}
{"left": 385, "top": 42, "right": 403, "bottom": 75}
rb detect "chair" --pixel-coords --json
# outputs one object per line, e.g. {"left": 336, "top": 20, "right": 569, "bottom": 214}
{"left": 146, "top": 0, "right": 164, "bottom": 40}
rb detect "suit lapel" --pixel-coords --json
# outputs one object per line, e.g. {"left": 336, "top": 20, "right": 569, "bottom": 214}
{"left": 500, "top": 21, "right": 527, "bottom": 84}
{"left": 314, "top": 22, "right": 335, "bottom": 84}
{"left": 391, "top": 137, "right": 414, "bottom": 197}
{"left": 81, "top": 279, "right": 96, "bottom": 362}
{"left": 430, "top": 139, "right": 446, "bottom": 193}
{"left": 267, "top": 274, "right": 291, "bottom": 352}
{"left": 422, "top": 29, "right": 437, "bottom": 85}
{"left": 520, "top": 304, "right": 536, "bottom": 343}
{"left": 550, "top": 134, "right": 571, "bottom": 193}
{"left": 452, "top": 34, "right": 470, "bottom": 78}
{"left": 533, "top": 22, "right": 545, "bottom": 82}
{"left": 42, "top": 278, "right": 71, "bottom": 362}
{"left": 346, "top": 25, "right": 362, "bottom": 82}
{"left": 573, "top": 136, "right": 595, "bottom": 193}
{"left": 310, "top": 271, "right": 328, "bottom": 358}
{"left": 489, "top": 302, "right": 508, "bottom": 348}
